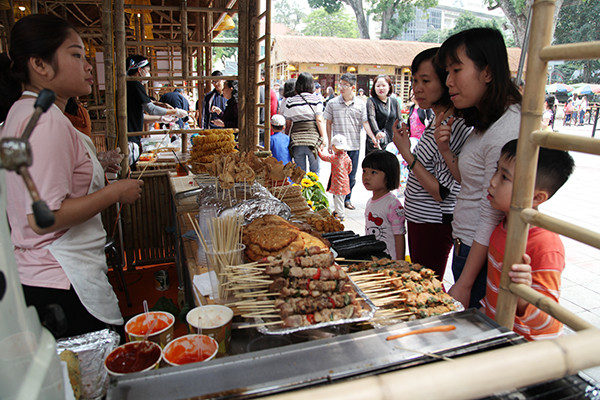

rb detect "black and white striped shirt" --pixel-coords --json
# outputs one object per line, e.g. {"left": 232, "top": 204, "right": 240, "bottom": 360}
{"left": 404, "top": 116, "right": 472, "bottom": 224}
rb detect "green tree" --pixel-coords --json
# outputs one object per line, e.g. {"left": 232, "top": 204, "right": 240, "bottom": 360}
{"left": 484, "top": 0, "right": 567, "bottom": 48}
{"left": 419, "top": 12, "right": 515, "bottom": 46}
{"left": 553, "top": 0, "right": 600, "bottom": 83}
{"left": 302, "top": 7, "right": 359, "bottom": 38}
{"left": 372, "top": 0, "right": 437, "bottom": 40}
{"left": 273, "top": 0, "right": 307, "bottom": 32}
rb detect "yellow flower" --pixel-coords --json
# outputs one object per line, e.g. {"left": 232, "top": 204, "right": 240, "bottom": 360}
{"left": 292, "top": 183, "right": 299, "bottom": 186}
{"left": 301, "top": 178, "right": 314, "bottom": 188}
{"left": 307, "top": 172, "right": 319, "bottom": 181}
{"left": 307, "top": 200, "right": 313, "bottom": 206}
{"left": 311, "top": 206, "right": 316, "bottom": 211}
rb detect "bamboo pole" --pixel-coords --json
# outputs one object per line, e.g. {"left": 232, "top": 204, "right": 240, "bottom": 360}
{"left": 531, "top": 130, "right": 600, "bottom": 155}
{"left": 101, "top": 0, "right": 116, "bottom": 150}
{"left": 495, "top": 0, "right": 555, "bottom": 330}
{"left": 115, "top": 0, "right": 129, "bottom": 177}
{"left": 520, "top": 208, "right": 600, "bottom": 250}
{"left": 181, "top": 0, "right": 189, "bottom": 89}
{"left": 508, "top": 283, "right": 594, "bottom": 331}
{"left": 539, "top": 41, "right": 600, "bottom": 62}
{"left": 264, "top": 0, "right": 272, "bottom": 148}
{"left": 262, "top": 328, "right": 600, "bottom": 400}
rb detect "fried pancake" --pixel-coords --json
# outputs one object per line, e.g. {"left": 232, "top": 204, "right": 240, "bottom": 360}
{"left": 299, "top": 231, "right": 326, "bottom": 250}
{"left": 248, "top": 226, "right": 299, "bottom": 251}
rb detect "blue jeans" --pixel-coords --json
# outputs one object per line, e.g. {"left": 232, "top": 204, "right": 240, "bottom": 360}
{"left": 451, "top": 240, "right": 488, "bottom": 309}
{"left": 345, "top": 150, "right": 360, "bottom": 204}
{"left": 580, "top": 110, "right": 586, "bottom": 124}
{"left": 292, "top": 146, "right": 320, "bottom": 176}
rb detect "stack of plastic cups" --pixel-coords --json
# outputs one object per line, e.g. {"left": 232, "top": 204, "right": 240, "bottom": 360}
{"left": 197, "top": 206, "right": 217, "bottom": 268}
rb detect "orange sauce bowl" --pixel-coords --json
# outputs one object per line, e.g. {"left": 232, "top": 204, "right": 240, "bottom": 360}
{"left": 125, "top": 311, "right": 175, "bottom": 348}
{"left": 104, "top": 341, "right": 162, "bottom": 376}
{"left": 162, "top": 334, "right": 218, "bottom": 367}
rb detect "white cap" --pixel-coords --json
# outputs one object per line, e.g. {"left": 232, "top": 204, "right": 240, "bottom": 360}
{"left": 270, "top": 114, "right": 286, "bottom": 127}
{"left": 331, "top": 134, "right": 350, "bottom": 151}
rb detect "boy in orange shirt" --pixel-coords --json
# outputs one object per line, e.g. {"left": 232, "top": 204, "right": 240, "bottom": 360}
{"left": 483, "top": 139, "right": 574, "bottom": 340}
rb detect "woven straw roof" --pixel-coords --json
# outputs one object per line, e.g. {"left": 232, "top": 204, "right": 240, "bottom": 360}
{"left": 272, "top": 35, "right": 525, "bottom": 73}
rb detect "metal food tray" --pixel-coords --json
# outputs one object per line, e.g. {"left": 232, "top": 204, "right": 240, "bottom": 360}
{"left": 256, "top": 278, "right": 377, "bottom": 335}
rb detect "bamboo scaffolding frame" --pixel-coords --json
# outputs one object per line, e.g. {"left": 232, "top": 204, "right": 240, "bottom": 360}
{"left": 531, "top": 130, "right": 600, "bottom": 155}
{"left": 520, "top": 208, "right": 600, "bottom": 249}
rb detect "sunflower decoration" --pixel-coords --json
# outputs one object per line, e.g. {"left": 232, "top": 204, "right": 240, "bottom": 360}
{"left": 300, "top": 173, "right": 329, "bottom": 212}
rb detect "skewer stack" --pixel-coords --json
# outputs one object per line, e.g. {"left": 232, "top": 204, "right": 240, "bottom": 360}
{"left": 228, "top": 246, "right": 368, "bottom": 330}
{"left": 347, "top": 258, "right": 458, "bottom": 325}
{"left": 190, "top": 129, "right": 237, "bottom": 174}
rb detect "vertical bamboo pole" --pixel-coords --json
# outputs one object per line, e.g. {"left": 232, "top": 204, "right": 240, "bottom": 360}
{"left": 495, "top": 0, "right": 556, "bottom": 329}
{"left": 102, "top": 0, "right": 117, "bottom": 150}
{"left": 115, "top": 0, "right": 129, "bottom": 176}
{"left": 237, "top": 0, "right": 249, "bottom": 152}
{"left": 264, "top": 0, "right": 272, "bottom": 148}
{"left": 181, "top": 0, "right": 188, "bottom": 85}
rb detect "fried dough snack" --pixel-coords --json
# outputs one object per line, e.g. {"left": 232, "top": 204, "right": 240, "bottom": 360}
{"left": 242, "top": 215, "right": 329, "bottom": 261}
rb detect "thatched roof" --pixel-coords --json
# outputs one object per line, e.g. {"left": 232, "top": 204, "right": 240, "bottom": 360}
{"left": 272, "top": 35, "right": 525, "bottom": 73}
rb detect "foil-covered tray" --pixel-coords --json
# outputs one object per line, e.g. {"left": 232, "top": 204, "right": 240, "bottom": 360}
{"left": 56, "top": 329, "right": 120, "bottom": 400}
{"left": 194, "top": 180, "right": 291, "bottom": 224}
{"left": 256, "top": 278, "right": 377, "bottom": 335}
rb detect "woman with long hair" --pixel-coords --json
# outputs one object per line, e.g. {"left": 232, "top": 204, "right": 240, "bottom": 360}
{"left": 282, "top": 72, "right": 327, "bottom": 175}
{"left": 212, "top": 80, "right": 238, "bottom": 128}
{"left": 437, "top": 28, "right": 522, "bottom": 308}
{"left": 392, "top": 47, "right": 471, "bottom": 277}
{"left": 0, "top": 14, "right": 143, "bottom": 338}
{"left": 366, "top": 74, "right": 400, "bottom": 154}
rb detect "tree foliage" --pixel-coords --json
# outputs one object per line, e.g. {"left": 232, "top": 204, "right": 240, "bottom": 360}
{"left": 419, "top": 11, "right": 515, "bottom": 47}
{"left": 553, "top": 0, "right": 600, "bottom": 83}
{"left": 273, "top": 0, "right": 307, "bottom": 32}
{"left": 302, "top": 7, "right": 359, "bottom": 38}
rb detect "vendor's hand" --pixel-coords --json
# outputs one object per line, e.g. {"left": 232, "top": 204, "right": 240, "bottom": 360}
{"left": 97, "top": 149, "right": 124, "bottom": 173}
{"left": 175, "top": 108, "right": 188, "bottom": 118}
{"left": 161, "top": 114, "right": 177, "bottom": 123}
{"left": 434, "top": 111, "right": 454, "bottom": 154}
{"left": 391, "top": 119, "right": 411, "bottom": 157}
{"left": 448, "top": 281, "right": 472, "bottom": 309}
{"left": 508, "top": 254, "right": 532, "bottom": 286}
{"left": 213, "top": 118, "right": 225, "bottom": 127}
{"left": 210, "top": 105, "right": 222, "bottom": 115}
{"left": 113, "top": 179, "right": 144, "bottom": 204}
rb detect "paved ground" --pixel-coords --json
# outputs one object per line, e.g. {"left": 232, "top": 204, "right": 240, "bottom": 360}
{"left": 317, "top": 120, "right": 600, "bottom": 381}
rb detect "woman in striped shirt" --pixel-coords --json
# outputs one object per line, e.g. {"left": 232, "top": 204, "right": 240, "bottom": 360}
{"left": 392, "top": 48, "right": 471, "bottom": 277}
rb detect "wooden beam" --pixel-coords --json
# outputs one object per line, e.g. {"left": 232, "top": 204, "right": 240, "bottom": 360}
{"left": 102, "top": 0, "right": 116, "bottom": 149}
{"left": 115, "top": 0, "right": 129, "bottom": 177}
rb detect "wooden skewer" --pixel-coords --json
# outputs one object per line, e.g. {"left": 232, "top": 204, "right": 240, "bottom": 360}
{"left": 229, "top": 299, "right": 274, "bottom": 306}
{"left": 235, "top": 292, "right": 280, "bottom": 298}
{"left": 348, "top": 273, "right": 389, "bottom": 279}
{"left": 238, "top": 320, "right": 283, "bottom": 329}
{"left": 392, "top": 346, "right": 454, "bottom": 362}
{"left": 368, "top": 289, "right": 408, "bottom": 298}
{"left": 241, "top": 313, "right": 280, "bottom": 318}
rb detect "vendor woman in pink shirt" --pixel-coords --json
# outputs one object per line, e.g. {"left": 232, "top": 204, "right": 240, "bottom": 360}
{"left": 0, "top": 15, "right": 143, "bottom": 338}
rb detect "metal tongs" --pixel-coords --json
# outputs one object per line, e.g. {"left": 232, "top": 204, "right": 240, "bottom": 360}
{"left": 0, "top": 89, "right": 56, "bottom": 228}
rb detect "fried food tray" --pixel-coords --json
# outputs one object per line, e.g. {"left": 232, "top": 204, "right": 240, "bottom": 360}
{"left": 255, "top": 278, "right": 377, "bottom": 335}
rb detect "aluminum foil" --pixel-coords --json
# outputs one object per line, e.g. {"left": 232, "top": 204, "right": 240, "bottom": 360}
{"left": 56, "top": 329, "right": 120, "bottom": 400}
{"left": 256, "top": 279, "right": 377, "bottom": 336}
{"left": 195, "top": 180, "right": 291, "bottom": 224}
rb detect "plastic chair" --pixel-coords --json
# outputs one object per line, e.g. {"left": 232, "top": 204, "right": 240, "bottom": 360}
{"left": 105, "top": 236, "right": 132, "bottom": 307}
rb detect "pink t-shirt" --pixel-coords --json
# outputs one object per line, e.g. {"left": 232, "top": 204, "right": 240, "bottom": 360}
{"left": 364, "top": 192, "right": 406, "bottom": 259}
{"left": 2, "top": 98, "right": 94, "bottom": 289}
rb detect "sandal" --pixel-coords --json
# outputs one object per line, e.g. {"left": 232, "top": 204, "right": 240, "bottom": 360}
{"left": 344, "top": 202, "right": 356, "bottom": 210}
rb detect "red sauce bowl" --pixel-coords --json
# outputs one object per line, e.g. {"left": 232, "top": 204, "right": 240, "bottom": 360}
{"left": 104, "top": 341, "right": 162, "bottom": 376}
{"left": 125, "top": 311, "right": 175, "bottom": 347}
{"left": 162, "top": 334, "right": 218, "bottom": 367}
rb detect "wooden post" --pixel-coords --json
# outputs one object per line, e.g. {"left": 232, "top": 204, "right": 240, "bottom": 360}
{"left": 495, "top": 0, "right": 556, "bottom": 329}
{"left": 101, "top": 0, "right": 117, "bottom": 149}
{"left": 237, "top": 0, "right": 258, "bottom": 153}
{"left": 263, "top": 0, "right": 272, "bottom": 149}
{"left": 115, "top": 0, "right": 129, "bottom": 177}
{"left": 181, "top": 0, "right": 188, "bottom": 89}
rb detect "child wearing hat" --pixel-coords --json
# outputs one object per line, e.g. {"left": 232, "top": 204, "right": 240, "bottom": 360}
{"left": 270, "top": 114, "right": 291, "bottom": 165}
{"left": 318, "top": 135, "right": 352, "bottom": 221}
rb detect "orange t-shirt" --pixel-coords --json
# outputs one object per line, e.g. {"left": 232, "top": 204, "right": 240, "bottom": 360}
{"left": 483, "top": 219, "right": 564, "bottom": 341}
